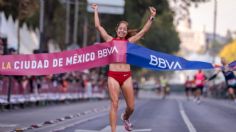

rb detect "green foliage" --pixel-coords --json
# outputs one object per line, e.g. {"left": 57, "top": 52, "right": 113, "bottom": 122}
{"left": 0, "top": 0, "right": 208, "bottom": 53}
{"left": 0, "top": 0, "right": 39, "bottom": 28}
{"left": 0, "top": 0, "right": 19, "bottom": 20}
{"left": 124, "top": 0, "right": 179, "bottom": 53}
{"left": 42, "top": 0, "right": 66, "bottom": 49}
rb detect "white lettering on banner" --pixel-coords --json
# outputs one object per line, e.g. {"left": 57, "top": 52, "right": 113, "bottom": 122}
{"left": 97, "top": 46, "right": 118, "bottom": 59}
{"left": 32, "top": 61, "right": 37, "bottom": 69}
{"left": 66, "top": 52, "right": 95, "bottom": 65}
{"left": 66, "top": 46, "right": 118, "bottom": 66}
{"left": 53, "top": 58, "right": 63, "bottom": 67}
{"left": 14, "top": 60, "right": 49, "bottom": 70}
{"left": 149, "top": 55, "right": 182, "bottom": 69}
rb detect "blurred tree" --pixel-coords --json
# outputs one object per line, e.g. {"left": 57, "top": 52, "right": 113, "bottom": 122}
{"left": 219, "top": 40, "right": 236, "bottom": 63}
{"left": 211, "top": 40, "right": 223, "bottom": 56}
{"left": 0, "top": 0, "right": 39, "bottom": 28}
{"left": 0, "top": 0, "right": 66, "bottom": 51}
{"left": 0, "top": 0, "right": 209, "bottom": 53}
{"left": 42, "top": 0, "right": 66, "bottom": 51}
{"left": 93, "top": 0, "right": 209, "bottom": 54}
{"left": 123, "top": 0, "right": 179, "bottom": 53}
{"left": 0, "top": 0, "right": 39, "bottom": 53}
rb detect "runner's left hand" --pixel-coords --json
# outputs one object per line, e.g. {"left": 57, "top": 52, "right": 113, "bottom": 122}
{"left": 149, "top": 7, "right": 156, "bottom": 17}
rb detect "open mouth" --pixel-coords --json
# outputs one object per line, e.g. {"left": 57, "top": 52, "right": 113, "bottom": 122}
{"left": 118, "top": 32, "right": 126, "bottom": 36}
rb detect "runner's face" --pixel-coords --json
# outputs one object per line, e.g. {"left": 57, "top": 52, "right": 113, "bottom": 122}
{"left": 116, "top": 23, "right": 128, "bottom": 39}
{"left": 221, "top": 59, "right": 227, "bottom": 66}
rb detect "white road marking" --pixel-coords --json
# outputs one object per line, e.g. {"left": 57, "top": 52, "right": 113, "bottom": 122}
{"left": 75, "top": 130, "right": 98, "bottom": 132}
{"left": 133, "top": 129, "right": 152, "bottom": 132}
{"left": 75, "top": 125, "right": 152, "bottom": 132}
{"left": 178, "top": 101, "right": 197, "bottom": 132}
{"left": 53, "top": 111, "right": 108, "bottom": 132}
{"left": 0, "top": 123, "right": 18, "bottom": 127}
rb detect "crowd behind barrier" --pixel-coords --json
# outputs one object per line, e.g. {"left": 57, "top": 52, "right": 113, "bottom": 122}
{"left": 0, "top": 68, "right": 108, "bottom": 110}
{"left": 0, "top": 68, "right": 230, "bottom": 110}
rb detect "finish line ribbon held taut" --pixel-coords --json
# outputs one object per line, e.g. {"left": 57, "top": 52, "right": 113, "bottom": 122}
{"left": 127, "top": 43, "right": 214, "bottom": 71}
{"left": 0, "top": 40, "right": 233, "bottom": 75}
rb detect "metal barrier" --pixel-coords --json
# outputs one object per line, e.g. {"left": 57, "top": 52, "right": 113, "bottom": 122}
{"left": 0, "top": 76, "right": 107, "bottom": 110}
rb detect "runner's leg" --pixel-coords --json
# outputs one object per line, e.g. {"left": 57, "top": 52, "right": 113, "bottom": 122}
{"left": 121, "top": 77, "right": 135, "bottom": 120}
{"left": 228, "top": 87, "right": 236, "bottom": 100}
{"left": 108, "top": 77, "right": 121, "bottom": 132}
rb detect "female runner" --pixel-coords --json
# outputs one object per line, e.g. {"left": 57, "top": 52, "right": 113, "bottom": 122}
{"left": 91, "top": 4, "right": 156, "bottom": 131}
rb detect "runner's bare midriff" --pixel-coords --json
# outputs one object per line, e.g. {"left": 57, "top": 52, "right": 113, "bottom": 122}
{"left": 109, "top": 63, "right": 130, "bottom": 72}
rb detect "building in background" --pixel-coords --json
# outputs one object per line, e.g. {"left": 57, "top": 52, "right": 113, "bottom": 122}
{"left": 176, "top": 16, "right": 207, "bottom": 54}
{"left": 168, "top": 0, "right": 227, "bottom": 84}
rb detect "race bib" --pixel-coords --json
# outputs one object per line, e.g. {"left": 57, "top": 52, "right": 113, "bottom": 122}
{"left": 196, "top": 80, "right": 203, "bottom": 85}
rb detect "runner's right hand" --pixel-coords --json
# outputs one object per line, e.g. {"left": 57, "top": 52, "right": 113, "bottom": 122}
{"left": 149, "top": 7, "right": 156, "bottom": 17}
{"left": 91, "top": 4, "right": 98, "bottom": 11}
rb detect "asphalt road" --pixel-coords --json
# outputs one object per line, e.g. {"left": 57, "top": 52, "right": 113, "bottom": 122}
{"left": 1, "top": 93, "right": 236, "bottom": 132}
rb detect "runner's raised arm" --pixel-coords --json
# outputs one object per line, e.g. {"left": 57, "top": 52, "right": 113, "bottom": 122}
{"left": 91, "top": 4, "right": 112, "bottom": 42}
{"left": 128, "top": 7, "right": 156, "bottom": 43}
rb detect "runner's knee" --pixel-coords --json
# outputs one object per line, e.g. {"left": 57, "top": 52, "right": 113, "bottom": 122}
{"left": 228, "top": 88, "right": 234, "bottom": 94}
{"left": 111, "top": 100, "right": 119, "bottom": 110}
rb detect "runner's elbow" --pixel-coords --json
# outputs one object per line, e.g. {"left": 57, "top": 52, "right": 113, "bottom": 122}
{"left": 95, "top": 25, "right": 103, "bottom": 31}
{"left": 95, "top": 24, "right": 100, "bottom": 29}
